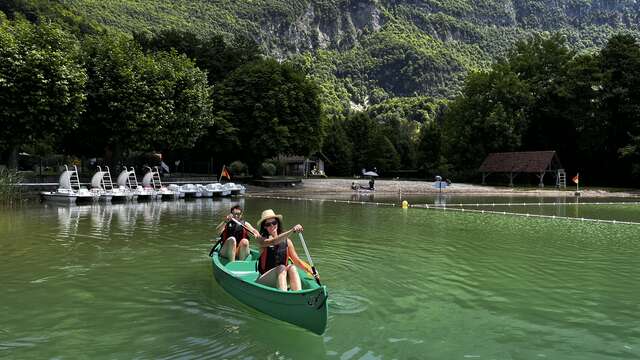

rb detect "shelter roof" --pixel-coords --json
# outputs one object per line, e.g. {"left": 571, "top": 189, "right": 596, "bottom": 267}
{"left": 478, "top": 151, "right": 562, "bottom": 173}
{"left": 274, "top": 152, "right": 329, "bottom": 163}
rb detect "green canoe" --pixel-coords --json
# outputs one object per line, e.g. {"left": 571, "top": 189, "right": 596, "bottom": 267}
{"left": 210, "top": 246, "right": 328, "bottom": 335}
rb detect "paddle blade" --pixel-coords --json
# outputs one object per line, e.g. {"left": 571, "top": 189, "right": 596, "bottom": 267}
{"left": 312, "top": 266, "right": 321, "bottom": 286}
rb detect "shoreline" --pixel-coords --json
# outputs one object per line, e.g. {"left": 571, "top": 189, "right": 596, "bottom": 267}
{"left": 246, "top": 178, "right": 640, "bottom": 198}
{"left": 9, "top": 178, "right": 640, "bottom": 204}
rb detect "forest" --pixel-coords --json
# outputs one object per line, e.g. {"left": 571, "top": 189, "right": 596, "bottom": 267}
{"left": 1, "top": 1, "right": 640, "bottom": 185}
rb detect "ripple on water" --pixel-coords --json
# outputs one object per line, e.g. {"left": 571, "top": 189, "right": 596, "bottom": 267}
{"left": 0, "top": 336, "right": 48, "bottom": 351}
{"left": 328, "top": 290, "right": 372, "bottom": 315}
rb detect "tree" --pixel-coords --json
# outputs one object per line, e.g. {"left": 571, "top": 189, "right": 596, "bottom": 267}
{"left": 509, "top": 34, "right": 578, "bottom": 167}
{"left": 149, "top": 51, "right": 213, "bottom": 152}
{"left": 368, "top": 128, "right": 401, "bottom": 172}
{"left": 563, "top": 53, "right": 603, "bottom": 179}
{"left": 0, "top": 18, "right": 86, "bottom": 168}
{"left": 134, "top": 29, "right": 261, "bottom": 85}
{"left": 442, "top": 64, "right": 532, "bottom": 178}
{"left": 598, "top": 34, "right": 640, "bottom": 182}
{"left": 211, "top": 58, "right": 323, "bottom": 173}
{"left": 343, "top": 112, "right": 400, "bottom": 174}
{"left": 368, "top": 97, "right": 439, "bottom": 170}
{"left": 416, "top": 120, "right": 444, "bottom": 177}
{"left": 322, "top": 118, "right": 353, "bottom": 176}
{"left": 343, "top": 112, "right": 376, "bottom": 174}
{"left": 73, "top": 33, "right": 212, "bottom": 164}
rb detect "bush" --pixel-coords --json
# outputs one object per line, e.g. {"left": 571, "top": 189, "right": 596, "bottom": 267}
{"left": 260, "top": 162, "right": 276, "bottom": 176}
{"left": 229, "top": 161, "right": 248, "bottom": 176}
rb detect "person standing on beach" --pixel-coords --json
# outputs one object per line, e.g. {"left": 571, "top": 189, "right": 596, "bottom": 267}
{"left": 216, "top": 205, "right": 259, "bottom": 261}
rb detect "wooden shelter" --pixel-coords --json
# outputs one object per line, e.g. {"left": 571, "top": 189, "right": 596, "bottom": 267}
{"left": 273, "top": 152, "right": 328, "bottom": 177}
{"left": 478, "top": 151, "right": 566, "bottom": 187}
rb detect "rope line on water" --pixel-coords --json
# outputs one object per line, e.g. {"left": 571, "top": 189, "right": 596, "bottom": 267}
{"left": 409, "top": 204, "right": 640, "bottom": 226}
{"left": 246, "top": 194, "right": 640, "bottom": 226}
{"left": 424, "top": 201, "right": 640, "bottom": 207}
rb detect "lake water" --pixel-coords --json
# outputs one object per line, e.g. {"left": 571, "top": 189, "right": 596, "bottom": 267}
{"left": 1, "top": 196, "right": 639, "bottom": 359}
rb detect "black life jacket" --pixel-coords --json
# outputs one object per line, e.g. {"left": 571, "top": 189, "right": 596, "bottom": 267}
{"left": 259, "top": 239, "right": 289, "bottom": 274}
{"left": 221, "top": 220, "right": 248, "bottom": 245}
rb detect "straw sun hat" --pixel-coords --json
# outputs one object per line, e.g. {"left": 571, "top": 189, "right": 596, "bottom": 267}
{"left": 257, "top": 209, "right": 283, "bottom": 228}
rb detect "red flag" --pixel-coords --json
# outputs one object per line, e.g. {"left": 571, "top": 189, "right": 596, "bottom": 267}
{"left": 572, "top": 174, "right": 579, "bottom": 184}
{"left": 221, "top": 166, "right": 231, "bottom": 180}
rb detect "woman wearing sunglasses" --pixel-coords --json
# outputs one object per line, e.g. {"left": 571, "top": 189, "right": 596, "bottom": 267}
{"left": 255, "top": 209, "right": 312, "bottom": 291}
{"left": 216, "top": 205, "right": 259, "bottom": 261}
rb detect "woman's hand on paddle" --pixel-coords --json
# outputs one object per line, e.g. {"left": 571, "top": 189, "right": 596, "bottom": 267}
{"left": 292, "top": 224, "right": 304, "bottom": 233}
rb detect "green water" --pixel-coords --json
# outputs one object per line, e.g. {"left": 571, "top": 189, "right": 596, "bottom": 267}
{"left": 1, "top": 197, "right": 639, "bottom": 359}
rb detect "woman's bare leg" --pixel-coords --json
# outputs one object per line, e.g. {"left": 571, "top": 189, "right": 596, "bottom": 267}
{"left": 287, "top": 265, "right": 302, "bottom": 291}
{"left": 237, "top": 238, "right": 250, "bottom": 260}
{"left": 220, "top": 237, "right": 237, "bottom": 260}
{"left": 256, "top": 265, "right": 287, "bottom": 290}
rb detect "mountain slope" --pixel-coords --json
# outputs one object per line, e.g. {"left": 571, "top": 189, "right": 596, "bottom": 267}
{"left": 54, "top": 0, "right": 640, "bottom": 110}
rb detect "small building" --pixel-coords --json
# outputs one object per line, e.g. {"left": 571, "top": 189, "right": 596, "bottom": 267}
{"left": 273, "top": 153, "right": 327, "bottom": 177}
{"left": 478, "top": 151, "right": 566, "bottom": 187}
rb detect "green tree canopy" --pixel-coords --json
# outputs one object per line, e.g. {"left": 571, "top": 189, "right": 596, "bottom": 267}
{"left": 509, "top": 34, "right": 577, "bottom": 161}
{"left": 134, "top": 29, "right": 261, "bottom": 85}
{"left": 598, "top": 34, "right": 640, "bottom": 180}
{"left": 343, "top": 112, "right": 400, "bottom": 174}
{"left": 73, "top": 32, "right": 212, "bottom": 163}
{"left": 322, "top": 117, "right": 353, "bottom": 176}
{"left": 367, "top": 96, "right": 441, "bottom": 170}
{"left": 211, "top": 58, "right": 323, "bottom": 172}
{"left": 442, "top": 63, "right": 532, "bottom": 177}
{"left": 0, "top": 17, "right": 86, "bottom": 168}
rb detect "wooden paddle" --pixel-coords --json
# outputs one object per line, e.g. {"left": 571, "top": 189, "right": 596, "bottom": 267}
{"left": 298, "top": 233, "right": 321, "bottom": 286}
{"left": 209, "top": 216, "right": 252, "bottom": 256}
{"left": 208, "top": 237, "right": 222, "bottom": 256}
{"left": 229, "top": 217, "right": 260, "bottom": 238}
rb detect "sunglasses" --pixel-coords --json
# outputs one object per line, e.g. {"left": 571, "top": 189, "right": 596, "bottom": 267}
{"left": 264, "top": 220, "right": 278, "bottom": 227}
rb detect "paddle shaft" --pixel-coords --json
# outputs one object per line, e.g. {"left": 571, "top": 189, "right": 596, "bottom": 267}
{"left": 209, "top": 237, "right": 222, "bottom": 256}
{"left": 298, "top": 233, "right": 321, "bottom": 286}
{"left": 230, "top": 216, "right": 256, "bottom": 236}
{"left": 210, "top": 217, "right": 252, "bottom": 256}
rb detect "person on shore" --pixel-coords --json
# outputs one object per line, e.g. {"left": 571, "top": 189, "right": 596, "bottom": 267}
{"left": 255, "top": 209, "right": 312, "bottom": 291}
{"left": 216, "top": 205, "right": 259, "bottom": 261}
{"left": 368, "top": 176, "right": 375, "bottom": 190}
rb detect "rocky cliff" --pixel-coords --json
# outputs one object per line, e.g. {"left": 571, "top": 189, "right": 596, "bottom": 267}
{"left": 57, "top": 0, "right": 640, "bottom": 107}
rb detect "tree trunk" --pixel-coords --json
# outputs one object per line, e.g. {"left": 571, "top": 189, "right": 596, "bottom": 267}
{"left": 7, "top": 145, "right": 18, "bottom": 169}
{"left": 106, "top": 142, "right": 122, "bottom": 170}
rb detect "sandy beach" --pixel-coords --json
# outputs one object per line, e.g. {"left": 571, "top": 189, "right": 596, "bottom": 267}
{"left": 248, "top": 178, "right": 640, "bottom": 198}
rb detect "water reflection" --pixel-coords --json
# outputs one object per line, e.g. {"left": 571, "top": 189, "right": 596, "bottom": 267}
{"left": 51, "top": 199, "right": 246, "bottom": 237}
{"left": 56, "top": 205, "right": 92, "bottom": 237}
{"left": 90, "top": 204, "right": 113, "bottom": 235}
{"left": 350, "top": 192, "right": 374, "bottom": 202}
{"left": 434, "top": 193, "right": 449, "bottom": 206}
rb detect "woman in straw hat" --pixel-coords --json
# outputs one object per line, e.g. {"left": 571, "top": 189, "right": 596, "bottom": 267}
{"left": 255, "top": 209, "right": 313, "bottom": 291}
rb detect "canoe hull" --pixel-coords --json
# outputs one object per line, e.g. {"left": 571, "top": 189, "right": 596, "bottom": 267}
{"left": 211, "top": 250, "right": 327, "bottom": 335}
